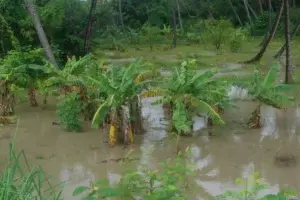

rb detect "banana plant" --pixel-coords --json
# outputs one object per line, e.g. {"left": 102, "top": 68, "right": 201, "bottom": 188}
{"left": 86, "top": 59, "right": 151, "bottom": 147}
{"left": 0, "top": 48, "right": 47, "bottom": 107}
{"left": 0, "top": 62, "right": 28, "bottom": 117}
{"left": 143, "top": 61, "right": 227, "bottom": 135}
{"left": 43, "top": 54, "right": 97, "bottom": 93}
{"left": 246, "top": 64, "right": 294, "bottom": 128}
{"left": 43, "top": 54, "right": 99, "bottom": 120}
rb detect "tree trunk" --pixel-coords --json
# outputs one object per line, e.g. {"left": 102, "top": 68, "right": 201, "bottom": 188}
{"left": 241, "top": 0, "right": 284, "bottom": 64}
{"left": 28, "top": 87, "right": 38, "bottom": 107}
{"left": 24, "top": 0, "right": 58, "bottom": 68}
{"left": 258, "top": 0, "right": 263, "bottom": 13}
{"left": 84, "top": 0, "right": 97, "bottom": 54}
{"left": 274, "top": 20, "right": 300, "bottom": 58}
{"left": 171, "top": 0, "right": 177, "bottom": 49}
{"left": 118, "top": 0, "right": 124, "bottom": 30}
{"left": 247, "top": 2, "right": 258, "bottom": 19}
{"left": 227, "top": 0, "right": 243, "bottom": 26}
{"left": 292, "top": 0, "right": 296, "bottom": 8}
{"left": 243, "top": 0, "right": 253, "bottom": 25}
{"left": 175, "top": 0, "right": 183, "bottom": 31}
{"left": 268, "top": 0, "right": 272, "bottom": 28}
{"left": 284, "top": 0, "right": 292, "bottom": 83}
{"left": 259, "top": 0, "right": 273, "bottom": 46}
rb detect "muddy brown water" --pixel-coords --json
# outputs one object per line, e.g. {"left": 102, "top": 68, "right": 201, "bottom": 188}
{"left": 0, "top": 95, "right": 300, "bottom": 199}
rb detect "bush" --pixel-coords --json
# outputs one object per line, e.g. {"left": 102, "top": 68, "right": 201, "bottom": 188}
{"left": 0, "top": 144, "right": 62, "bottom": 200}
{"left": 201, "top": 19, "right": 234, "bottom": 50}
{"left": 229, "top": 28, "right": 247, "bottom": 52}
{"left": 56, "top": 92, "right": 82, "bottom": 132}
{"left": 73, "top": 147, "right": 195, "bottom": 199}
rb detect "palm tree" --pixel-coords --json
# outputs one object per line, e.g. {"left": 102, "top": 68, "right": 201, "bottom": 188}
{"left": 246, "top": 64, "right": 294, "bottom": 128}
{"left": 24, "top": 0, "right": 58, "bottom": 68}
{"left": 284, "top": 0, "right": 292, "bottom": 83}
{"left": 144, "top": 61, "right": 226, "bottom": 135}
{"left": 242, "top": 0, "right": 284, "bottom": 64}
{"left": 87, "top": 59, "right": 150, "bottom": 147}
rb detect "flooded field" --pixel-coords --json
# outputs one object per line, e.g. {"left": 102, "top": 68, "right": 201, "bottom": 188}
{"left": 0, "top": 93, "right": 300, "bottom": 199}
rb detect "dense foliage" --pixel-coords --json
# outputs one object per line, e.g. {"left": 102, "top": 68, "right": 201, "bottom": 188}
{"left": 2, "top": 0, "right": 300, "bottom": 61}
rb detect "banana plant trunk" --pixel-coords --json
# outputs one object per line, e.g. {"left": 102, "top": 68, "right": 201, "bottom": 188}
{"left": 123, "top": 105, "right": 134, "bottom": 145}
{"left": 28, "top": 87, "right": 38, "bottom": 107}
{"left": 129, "top": 95, "right": 143, "bottom": 135}
{"left": 248, "top": 104, "right": 261, "bottom": 128}
{"left": 109, "top": 109, "right": 120, "bottom": 147}
{"left": 0, "top": 81, "right": 14, "bottom": 117}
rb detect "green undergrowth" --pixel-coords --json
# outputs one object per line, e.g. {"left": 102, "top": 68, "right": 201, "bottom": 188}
{"left": 0, "top": 143, "right": 63, "bottom": 200}
{"left": 0, "top": 142, "right": 298, "bottom": 200}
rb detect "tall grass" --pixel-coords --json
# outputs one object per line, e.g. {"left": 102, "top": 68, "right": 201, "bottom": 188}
{"left": 0, "top": 142, "right": 63, "bottom": 200}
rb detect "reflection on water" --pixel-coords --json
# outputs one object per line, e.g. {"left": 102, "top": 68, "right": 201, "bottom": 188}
{"left": 60, "top": 164, "right": 95, "bottom": 200}
{"left": 0, "top": 99, "right": 300, "bottom": 199}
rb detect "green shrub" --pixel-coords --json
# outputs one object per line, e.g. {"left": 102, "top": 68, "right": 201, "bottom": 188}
{"left": 201, "top": 19, "right": 234, "bottom": 50}
{"left": 73, "top": 148, "right": 195, "bottom": 199}
{"left": 214, "top": 172, "right": 297, "bottom": 200}
{"left": 141, "top": 23, "right": 163, "bottom": 50}
{"left": 0, "top": 144, "right": 62, "bottom": 200}
{"left": 56, "top": 92, "right": 82, "bottom": 132}
{"left": 229, "top": 28, "right": 247, "bottom": 52}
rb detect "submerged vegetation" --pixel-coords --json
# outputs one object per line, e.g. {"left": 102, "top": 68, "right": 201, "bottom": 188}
{"left": 1, "top": 143, "right": 297, "bottom": 199}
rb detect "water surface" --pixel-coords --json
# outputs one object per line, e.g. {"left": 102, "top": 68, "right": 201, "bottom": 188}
{"left": 0, "top": 95, "right": 299, "bottom": 199}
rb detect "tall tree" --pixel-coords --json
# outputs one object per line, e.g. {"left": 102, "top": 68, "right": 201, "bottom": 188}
{"left": 274, "top": 20, "right": 300, "bottom": 58}
{"left": 227, "top": 0, "right": 243, "bottom": 26}
{"left": 171, "top": 0, "right": 177, "bottom": 48}
{"left": 258, "top": 0, "right": 263, "bottom": 13}
{"left": 84, "top": 0, "right": 98, "bottom": 53}
{"left": 242, "top": 0, "right": 284, "bottom": 64}
{"left": 176, "top": 0, "right": 183, "bottom": 31}
{"left": 243, "top": 0, "right": 253, "bottom": 25}
{"left": 118, "top": 0, "right": 124, "bottom": 30}
{"left": 24, "top": 0, "right": 58, "bottom": 68}
{"left": 284, "top": 0, "right": 292, "bottom": 83}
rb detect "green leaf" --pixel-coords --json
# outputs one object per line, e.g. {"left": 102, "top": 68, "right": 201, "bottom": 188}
{"left": 262, "top": 64, "right": 279, "bottom": 88}
{"left": 95, "top": 179, "right": 109, "bottom": 187}
{"left": 83, "top": 196, "right": 97, "bottom": 200}
{"left": 96, "top": 188, "right": 121, "bottom": 198}
{"left": 73, "top": 186, "right": 89, "bottom": 196}
{"left": 92, "top": 101, "right": 110, "bottom": 128}
{"left": 191, "top": 97, "right": 224, "bottom": 125}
